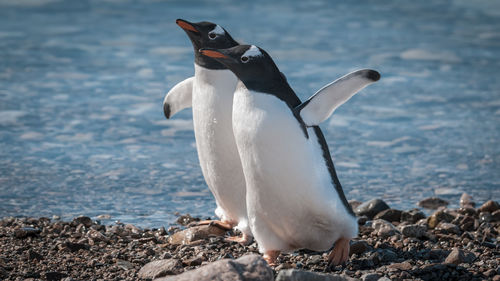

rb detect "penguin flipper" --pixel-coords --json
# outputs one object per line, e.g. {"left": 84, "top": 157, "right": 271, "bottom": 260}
{"left": 163, "top": 77, "right": 194, "bottom": 119}
{"left": 295, "top": 69, "right": 380, "bottom": 126}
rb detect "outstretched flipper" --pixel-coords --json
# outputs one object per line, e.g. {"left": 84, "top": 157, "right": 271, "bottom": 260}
{"left": 295, "top": 69, "right": 380, "bottom": 126}
{"left": 163, "top": 77, "right": 194, "bottom": 119}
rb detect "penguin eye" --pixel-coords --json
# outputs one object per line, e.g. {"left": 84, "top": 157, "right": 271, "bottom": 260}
{"left": 241, "top": 56, "right": 249, "bottom": 63}
{"left": 208, "top": 32, "right": 217, "bottom": 40}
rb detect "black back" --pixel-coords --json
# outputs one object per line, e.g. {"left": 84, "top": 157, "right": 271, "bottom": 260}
{"left": 204, "top": 45, "right": 355, "bottom": 216}
{"left": 177, "top": 19, "right": 239, "bottom": 70}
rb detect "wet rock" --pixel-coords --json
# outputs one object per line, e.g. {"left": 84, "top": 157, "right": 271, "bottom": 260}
{"left": 276, "top": 269, "right": 357, "bottom": 281}
{"left": 444, "top": 248, "right": 475, "bottom": 265}
{"left": 459, "top": 193, "right": 475, "bottom": 208}
{"left": 457, "top": 207, "right": 477, "bottom": 216}
{"left": 388, "top": 261, "right": 412, "bottom": 271}
{"left": 27, "top": 249, "right": 43, "bottom": 261}
{"left": 14, "top": 227, "right": 40, "bottom": 238}
{"left": 373, "top": 209, "right": 402, "bottom": 222}
{"left": 182, "top": 256, "right": 203, "bottom": 267}
{"left": 361, "top": 273, "right": 380, "bottom": 281}
{"left": 355, "top": 199, "right": 390, "bottom": 219}
{"left": 458, "top": 215, "right": 476, "bottom": 231}
{"left": 350, "top": 240, "right": 371, "bottom": 256}
{"left": 436, "top": 222, "right": 461, "bottom": 235}
{"left": 72, "top": 216, "right": 92, "bottom": 227}
{"left": 45, "top": 271, "right": 68, "bottom": 281}
{"left": 400, "top": 209, "right": 426, "bottom": 224}
{"left": 479, "top": 212, "right": 492, "bottom": 223}
{"left": 371, "top": 219, "right": 398, "bottom": 238}
{"left": 478, "top": 200, "right": 499, "bottom": 213}
{"left": 427, "top": 210, "right": 455, "bottom": 228}
{"left": 492, "top": 209, "right": 500, "bottom": 221}
{"left": 155, "top": 254, "right": 273, "bottom": 281}
{"left": 400, "top": 224, "right": 427, "bottom": 238}
{"left": 357, "top": 216, "right": 369, "bottom": 225}
{"left": 417, "top": 197, "right": 449, "bottom": 209}
{"left": 138, "top": 259, "right": 182, "bottom": 279}
{"left": 61, "top": 241, "right": 90, "bottom": 252}
{"left": 176, "top": 214, "right": 199, "bottom": 226}
{"left": 348, "top": 200, "right": 363, "bottom": 210}
{"left": 87, "top": 229, "right": 109, "bottom": 242}
{"left": 167, "top": 225, "right": 226, "bottom": 245}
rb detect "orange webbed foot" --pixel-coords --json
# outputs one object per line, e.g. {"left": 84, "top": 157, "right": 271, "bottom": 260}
{"left": 327, "top": 237, "right": 350, "bottom": 266}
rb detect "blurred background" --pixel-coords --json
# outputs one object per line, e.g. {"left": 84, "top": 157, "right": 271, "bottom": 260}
{"left": 0, "top": 0, "right": 499, "bottom": 227}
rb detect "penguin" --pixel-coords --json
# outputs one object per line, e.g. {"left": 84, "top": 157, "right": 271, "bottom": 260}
{"left": 200, "top": 45, "right": 380, "bottom": 265}
{"left": 162, "top": 19, "right": 251, "bottom": 243}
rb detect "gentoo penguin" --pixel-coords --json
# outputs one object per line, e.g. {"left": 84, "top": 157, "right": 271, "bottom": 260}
{"left": 201, "top": 45, "right": 380, "bottom": 265}
{"left": 163, "top": 19, "right": 251, "bottom": 243}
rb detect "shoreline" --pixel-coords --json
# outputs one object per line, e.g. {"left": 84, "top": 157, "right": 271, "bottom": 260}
{"left": 0, "top": 196, "right": 498, "bottom": 281}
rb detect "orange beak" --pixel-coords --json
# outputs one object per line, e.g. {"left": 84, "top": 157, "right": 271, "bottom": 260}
{"left": 176, "top": 19, "right": 199, "bottom": 33}
{"left": 200, "top": 49, "right": 228, "bottom": 59}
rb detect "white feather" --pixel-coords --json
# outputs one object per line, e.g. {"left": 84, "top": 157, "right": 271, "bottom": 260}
{"left": 191, "top": 64, "right": 250, "bottom": 236}
{"left": 232, "top": 82, "right": 357, "bottom": 253}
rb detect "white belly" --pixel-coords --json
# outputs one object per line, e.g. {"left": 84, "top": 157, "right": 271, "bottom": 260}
{"left": 191, "top": 65, "right": 249, "bottom": 235}
{"left": 232, "top": 84, "right": 357, "bottom": 253}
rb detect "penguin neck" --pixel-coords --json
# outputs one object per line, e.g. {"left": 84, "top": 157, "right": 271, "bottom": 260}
{"left": 244, "top": 78, "right": 302, "bottom": 108}
{"left": 193, "top": 48, "right": 227, "bottom": 70}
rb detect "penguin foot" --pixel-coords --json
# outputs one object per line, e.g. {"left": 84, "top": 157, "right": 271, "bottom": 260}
{"left": 263, "top": 250, "right": 280, "bottom": 266}
{"left": 196, "top": 220, "right": 234, "bottom": 230}
{"left": 327, "top": 237, "right": 350, "bottom": 266}
{"left": 224, "top": 233, "right": 253, "bottom": 245}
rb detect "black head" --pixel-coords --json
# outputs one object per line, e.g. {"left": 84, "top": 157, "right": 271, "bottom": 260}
{"left": 199, "top": 45, "right": 296, "bottom": 103}
{"left": 176, "top": 19, "right": 239, "bottom": 70}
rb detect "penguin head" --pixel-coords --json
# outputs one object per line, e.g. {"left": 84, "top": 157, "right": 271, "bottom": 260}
{"left": 200, "top": 45, "right": 285, "bottom": 89}
{"left": 176, "top": 19, "right": 239, "bottom": 69}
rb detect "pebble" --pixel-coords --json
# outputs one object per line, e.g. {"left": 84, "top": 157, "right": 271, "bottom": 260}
{"left": 459, "top": 193, "right": 475, "bottom": 208}
{"left": 72, "top": 216, "right": 92, "bottom": 228}
{"left": 156, "top": 254, "right": 273, "bottom": 281}
{"left": 14, "top": 227, "right": 40, "bottom": 238}
{"left": 418, "top": 197, "right": 449, "bottom": 209}
{"left": 427, "top": 209, "right": 455, "bottom": 228}
{"left": 354, "top": 199, "right": 390, "bottom": 219}
{"left": 361, "top": 273, "right": 380, "bottom": 281}
{"left": 373, "top": 209, "right": 402, "bottom": 223}
{"left": 350, "top": 240, "right": 371, "bottom": 256}
{"left": 138, "top": 259, "right": 183, "bottom": 279}
{"left": 371, "top": 219, "right": 398, "bottom": 238}
{"left": 436, "top": 222, "right": 461, "bottom": 235}
{"left": 400, "top": 209, "right": 426, "bottom": 223}
{"left": 400, "top": 224, "right": 427, "bottom": 238}
{"left": 167, "top": 225, "right": 226, "bottom": 245}
{"left": 276, "top": 269, "right": 356, "bottom": 281}
{"left": 478, "top": 200, "right": 499, "bottom": 213}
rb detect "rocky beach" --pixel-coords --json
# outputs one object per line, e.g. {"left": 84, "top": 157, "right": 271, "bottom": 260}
{"left": 1, "top": 195, "right": 499, "bottom": 281}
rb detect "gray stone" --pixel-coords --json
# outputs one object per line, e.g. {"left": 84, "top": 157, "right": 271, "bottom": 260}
{"left": 400, "top": 209, "right": 426, "bottom": 224}
{"left": 400, "top": 224, "right": 427, "bottom": 238}
{"left": 444, "top": 248, "right": 475, "bottom": 265}
{"left": 167, "top": 225, "right": 226, "bottom": 245}
{"left": 72, "top": 216, "right": 92, "bottom": 227}
{"left": 361, "top": 273, "right": 380, "bottom": 281}
{"left": 138, "top": 259, "right": 182, "bottom": 279}
{"left": 155, "top": 254, "right": 273, "bottom": 281}
{"left": 377, "top": 277, "right": 391, "bottom": 281}
{"left": 373, "top": 209, "right": 402, "bottom": 222}
{"left": 355, "top": 199, "right": 390, "bottom": 219}
{"left": 460, "top": 193, "right": 475, "bottom": 208}
{"left": 427, "top": 209, "right": 455, "bottom": 228}
{"left": 372, "top": 219, "right": 398, "bottom": 238}
{"left": 350, "top": 240, "right": 371, "bottom": 255}
{"left": 276, "top": 269, "right": 357, "bottom": 281}
{"left": 436, "top": 222, "right": 461, "bottom": 234}
{"left": 14, "top": 227, "right": 40, "bottom": 238}
{"left": 417, "top": 197, "right": 449, "bottom": 209}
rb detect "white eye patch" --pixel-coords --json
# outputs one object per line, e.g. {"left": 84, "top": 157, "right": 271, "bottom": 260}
{"left": 210, "top": 25, "right": 225, "bottom": 35}
{"left": 242, "top": 45, "right": 263, "bottom": 59}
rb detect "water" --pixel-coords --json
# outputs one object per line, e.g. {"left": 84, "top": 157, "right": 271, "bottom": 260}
{"left": 1, "top": 0, "right": 499, "bottom": 227}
